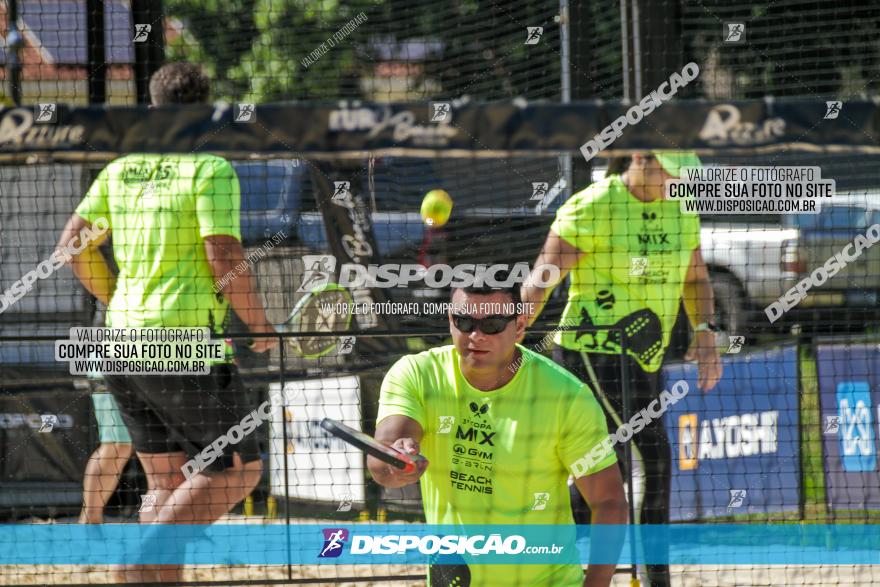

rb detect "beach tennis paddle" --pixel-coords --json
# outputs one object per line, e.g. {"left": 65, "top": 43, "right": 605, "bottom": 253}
{"left": 320, "top": 418, "right": 426, "bottom": 473}
{"left": 277, "top": 282, "right": 354, "bottom": 358}
{"left": 248, "top": 282, "right": 353, "bottom": 357}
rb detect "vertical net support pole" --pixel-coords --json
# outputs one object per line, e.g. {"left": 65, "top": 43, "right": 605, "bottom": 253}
{"left": 619, "top": 331, "right": 639, "bottom": 584}
{"left": 279, "top": 340, "right": 293, "bottom": 580}
{"left": 132, "top": 0, "right": 166, "bottom": 104}
{"left": 559, "top": 0, "right": 573, "bottom": 202}
{"left": 86, "top": 0, "right": 106, "bottom": 104}
{"left": 6, "top": 0, "right": 23, "bottom": 105}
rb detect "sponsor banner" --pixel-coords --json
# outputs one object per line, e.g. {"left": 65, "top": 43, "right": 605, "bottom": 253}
{"left": 1, "top": 524, "right": 879, "bottom": 565}
{"left": 308, "top": 162, "right": 407, "bottom": 356}
{"left": 663, "top": 345, "right": 800, "bottom": 520}
{"left": 816, "top": 343, "right": 880, "bottom": 510}
{"left": 308, "top": 165, "right": 386, "bottom": 331}
{"left": 2, "top": 101, "right": 879, "bottom": 160}
{"left": 268, "top": 376, "right": 365, "bottom": 505}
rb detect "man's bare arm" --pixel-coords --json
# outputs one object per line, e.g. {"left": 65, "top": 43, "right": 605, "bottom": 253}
{"left": 204, "top": 235, "right": 277, "bottom": 352}
{"left": 369, "top": 415, "right": 428, "bottom": 489}
{"left": 681, "top": 248, "right": 723, "bottom": 390}
{"left": 522, "top": 230, "right": 585, "bottom": 326}
{"left": 56, "top": 214, "right": 115, "bottom": 305}
{"left": 681, "top": 248, "right": 714, "bottom": 328}
{"left": 574, "top": 464, "right": 628, "bottom": 587}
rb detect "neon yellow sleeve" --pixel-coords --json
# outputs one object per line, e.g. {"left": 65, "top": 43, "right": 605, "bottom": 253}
{"left": 686, "top": 213, "right": 702, "bottom": 250}
{"left": 558, "top": 384, "right": 618, "bottom": 477}
{"left": 75, "top": 167, "right": 111, "bottom": 227}
{"left": 377, "top": 355, "right": 426, "bottom": 428}
{"left": 195, "top": 157, "right": 241, "bottom": 240}
{"left": 550, "top": 184, "right": 609, "bottom": 254}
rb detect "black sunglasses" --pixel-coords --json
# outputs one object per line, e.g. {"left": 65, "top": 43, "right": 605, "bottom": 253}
{"left": 451, "top": 314, "right": 517, "bottom": 335}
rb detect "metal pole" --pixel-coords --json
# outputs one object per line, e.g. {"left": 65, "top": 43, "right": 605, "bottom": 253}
{"left": 619, "top": 2, "right": 640, "bottom": 582}
{"left": 619, "top": 334, "right": 639, "bottom": 585}
{"left": 85, "top": 0, "right": 106, "bottom": 104}
{"left": 619, "top": 0, "right": 631, "bottom": 101}
{"left": 132, "top": 0, "right": 166, "bottom": 104}
{"left": 7, "top": 0, "right": 23, "bottom": 105}
{"left": 559, "top": 0, "right": 573, "bottom": 201}
{"left": 631, "top": 0, "right": 643, "bottom": 98}
{"left": 279, "top": 340, "right": 292, "bottom": 580}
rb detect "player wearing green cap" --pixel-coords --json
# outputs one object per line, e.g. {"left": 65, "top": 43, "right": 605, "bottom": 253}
{"left": 522, "top": 151, "right": 722, "bottom": 587}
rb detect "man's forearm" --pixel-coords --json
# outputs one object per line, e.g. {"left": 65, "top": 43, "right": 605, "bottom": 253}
{"left": 522, "top": 256, "right": 565, "bottom": 327}
{"left": 68, "top": 247, "right": 116, "bottom": 306}
{"left": 583, "top": 500, "right": 628, "bottom": 587}
{"left": 521, "top": 283, "right": 551, "bottom": 327}
{"left": 214, "top": 261, "right": 273, "bottom": 332}
{"left": 682, "top": 278, "right": 714, "bottom": 328}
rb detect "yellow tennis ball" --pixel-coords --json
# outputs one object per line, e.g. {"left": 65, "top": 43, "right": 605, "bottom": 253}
{"left": 420, "top": 189, "right": 453, "bottom": 227}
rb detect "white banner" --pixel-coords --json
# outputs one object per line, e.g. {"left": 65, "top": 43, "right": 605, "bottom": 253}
{"left": 268, "top": 376, "right": 365, "bottom": 505}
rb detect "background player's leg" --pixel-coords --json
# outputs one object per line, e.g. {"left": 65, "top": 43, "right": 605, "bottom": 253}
{"left": 631, "top": 367, "right": 673, "bottom": 587}
{"left": 81, "top": 391, "right": 134, "bottom": 523}
{"left": 136, "top": 450, "right": 190, "bottom": 522}
{"left": 111, "top": 450, "right": 189, "bottom": 584}
{"left": 591, "top": 355, "right": 672, "bottom": 587}
{"left": 148, "top": 451, "right": 262, "bottom": 524}
{"left": 78, "top": 442, "right": 133, "bottom": 523}
{"left": 634, "top": 418, "right": 672, "bottom": 586}
{"left": 555, "top": 349, "right": 674, "bottom": 586}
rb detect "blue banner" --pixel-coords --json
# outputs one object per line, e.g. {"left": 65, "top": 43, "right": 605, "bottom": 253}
{"left": 662, "top": 345, "right": 800, "bottom": 520}
{"left": 816, "top": 343, "right": 880, "bottom": 510}
{"left": 1, "top": 524, "right": 878, "bottom": 565}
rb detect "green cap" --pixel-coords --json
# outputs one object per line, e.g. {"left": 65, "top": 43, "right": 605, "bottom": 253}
{"left": 652, "top": 150, "right": 702, "bottom": 178}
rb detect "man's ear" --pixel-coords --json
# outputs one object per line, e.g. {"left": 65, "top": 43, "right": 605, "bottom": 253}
{"left": 515, "top": 314, "right": 527, "bottom": 342}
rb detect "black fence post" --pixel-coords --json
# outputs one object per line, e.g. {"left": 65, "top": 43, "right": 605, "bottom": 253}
{"left": 86, "top": 0, "right": 106, "bottom": 104}
{"left": 131, "top": 0, "right": 166, "bottom": 104}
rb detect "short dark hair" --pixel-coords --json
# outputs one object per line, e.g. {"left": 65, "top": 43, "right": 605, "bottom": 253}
{"left": 606, "top": 156, "right": 632, "bottom": 176}
{"left": 149, "top": 62, "right": 211, "bottom": 106}
{"left": 452, "top": 268, "right": 523, "bottom": 310}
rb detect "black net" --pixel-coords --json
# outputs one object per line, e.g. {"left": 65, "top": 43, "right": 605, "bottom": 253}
{"left": 1, "top": 1, "right": 880, "bottom": 586}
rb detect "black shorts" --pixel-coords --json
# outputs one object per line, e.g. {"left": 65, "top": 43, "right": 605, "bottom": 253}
{"left": 103, "top": 363, "right": 262, "bottom": 473}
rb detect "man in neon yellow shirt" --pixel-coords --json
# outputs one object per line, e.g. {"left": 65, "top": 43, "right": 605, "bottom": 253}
{"left": 522, "top": 151, "right": 723, "bottom": 587}
{"left": 369, "top": 276, "right": 628, "bottom": 586}
{"left": 56, "top": 62, "right": 277, "bottom": 583}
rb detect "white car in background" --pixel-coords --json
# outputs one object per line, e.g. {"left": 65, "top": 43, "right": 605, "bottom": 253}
{"left": 702, "top": 192, "right": 880, "bottom": 334}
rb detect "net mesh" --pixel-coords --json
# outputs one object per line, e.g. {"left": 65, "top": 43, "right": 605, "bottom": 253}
{"left": 1, "top": 1, "right": 880, "bottom": 586}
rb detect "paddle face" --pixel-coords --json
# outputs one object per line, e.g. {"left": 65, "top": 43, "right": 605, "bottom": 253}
{"left": 280, "top": 284, "right": 353, "bottom": 358}
{"left": 320, "top": 418, "right": 424, "bottom": 472}
{"left": 573, "top": 306, "right": 664, "bottom": 365}
{"left": 429, "top": 557, "right": 472, "bottom": 587}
